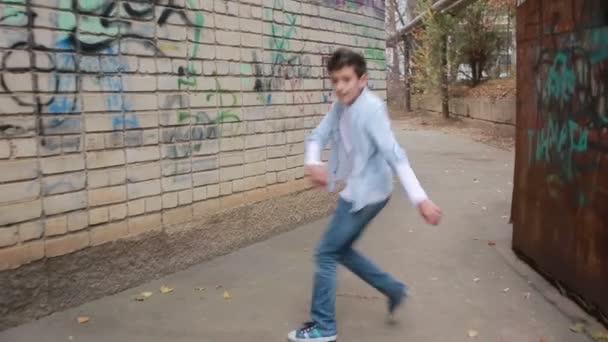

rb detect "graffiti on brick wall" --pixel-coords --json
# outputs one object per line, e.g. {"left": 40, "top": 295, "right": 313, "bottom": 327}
{"left": 528, "top": 26, "right": 608, "bottom": 206}
{"left": 0, "top": 0, "right": 240, "bottom": 154}
{"left": 320, "top": 0, "right": 384, "bottom": 17}
{"left": 251, "top": 9, "right": 312, "bottom": 105}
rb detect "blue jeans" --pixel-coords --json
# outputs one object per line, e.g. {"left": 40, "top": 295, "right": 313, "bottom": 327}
{"left": 310, "top": 197, "right": 406, "bottom": 334}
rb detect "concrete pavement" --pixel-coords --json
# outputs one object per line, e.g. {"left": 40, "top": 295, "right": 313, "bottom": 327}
{"left": 1, "top": 123, "right": 601, "bottom": 342}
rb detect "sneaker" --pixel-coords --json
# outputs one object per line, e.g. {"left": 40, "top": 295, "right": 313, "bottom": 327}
{"left": 387, "top": 285, "right": 409, "bottom": 324}
{"left": 287, "top": 321, "right": 338, "bottom": 342}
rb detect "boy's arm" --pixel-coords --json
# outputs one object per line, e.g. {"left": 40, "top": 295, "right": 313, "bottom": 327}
{"left": 365, "top": 103, "right": 429, "bottom": 207}
{"left": 305, "top": 103, "right": 338, "bottom": 166}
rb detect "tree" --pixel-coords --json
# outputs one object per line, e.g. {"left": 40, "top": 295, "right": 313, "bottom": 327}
{"left": 451, "top": 0, "right": 514, "bottom": 85}
{"left": 410, "top": 0, "right": 456, "bottom": 117}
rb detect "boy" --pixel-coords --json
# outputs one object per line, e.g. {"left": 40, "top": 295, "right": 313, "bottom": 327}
{"left": 287, "top": 48, "right": 442, "bottom": 342}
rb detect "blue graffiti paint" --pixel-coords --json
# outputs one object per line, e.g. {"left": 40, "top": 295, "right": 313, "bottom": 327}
{"left": 48, "top": 39, "right": 78, "bottom": 115}
{"left": 112, "top": 116, "right": 140, "bottom": 129}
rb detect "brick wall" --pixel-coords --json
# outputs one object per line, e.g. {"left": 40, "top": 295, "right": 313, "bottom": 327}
{"left": 0, "top": 0, "right": 386, "bottom": 271}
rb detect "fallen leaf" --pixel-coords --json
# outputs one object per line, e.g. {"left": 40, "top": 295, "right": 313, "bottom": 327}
{"left": 503, "top": 288, "right": 510, "bottom": 293}
{"left": 488, "top": 241, "right": 497, "bottom": 246}
{"left": 468, "top": 329, "right": 479, "bottom": 338}
{"left": 160, "top": 286, "right": 174, "bottom": 294}
{"left": 481, "top": 206, "right": 487, "bottom": 211}
{"left": 195, "top": 287, "right": 206, "bottom": 292}
{"left": 473, "top": 178, "right": 480, "bottom": 183}
{"left": 134, "top": 291, "right": 153, "bottom": 301}
{"left": 223, "top": 291, "right": 232, "bottom": 300}
{"left": 77, "top": 316, "right": 90, "bottom": 324}
{"left": 569, "top": 322, "right": 585, "bottom": 333}
{"left": 591, "top": 331, "right": 608, "bottom": 340}
{"left": 216, "top": 285, "right": 223, "bottom": 289}
{"left": 524, "top": 292, "right": 531, "bottom": 299}
{"left": 473, "top": 278, "right": 480, "bottom": 282}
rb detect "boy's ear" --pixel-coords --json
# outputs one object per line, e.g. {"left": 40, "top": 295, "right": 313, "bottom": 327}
{"left": 359, "top": 73, "right": 369, "bottom": 86}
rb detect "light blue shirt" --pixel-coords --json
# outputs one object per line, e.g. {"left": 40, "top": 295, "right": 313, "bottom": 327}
{"left": 305, "top": 88, "right": 428, "bottom": 212}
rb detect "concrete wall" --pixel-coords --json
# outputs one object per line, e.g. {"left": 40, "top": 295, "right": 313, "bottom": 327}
{"left": 0, "top": 0, "right": 386, "bottom": 328}
{"left": 412, "top": 94, "right": 516, "bottom": 127}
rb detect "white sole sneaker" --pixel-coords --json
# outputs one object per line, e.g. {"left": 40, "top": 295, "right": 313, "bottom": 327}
{"left": 287, "top": 330, "right": 338, "bottom": 342}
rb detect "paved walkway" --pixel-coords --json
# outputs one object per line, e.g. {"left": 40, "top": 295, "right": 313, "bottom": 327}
{"left": 2, "top": 124, "right": 601, "bottom": 342}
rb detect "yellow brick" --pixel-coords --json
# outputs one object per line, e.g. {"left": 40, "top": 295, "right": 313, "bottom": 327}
{"left": 220, "top": 193, "right": 246, "bottom": 210}
{"left": 90, "top": 221, "right": 128, "bottom": 246}
{"left": 0, "top": 226, "right": 18, "bottom": 247}
{"left": 162, "top": 205, "right": 193, "bottom": 226}
{"left": 192, "top": 199, "right": 220, "bottom": 217}
{"left": 45, "top": 231, "right": 90, "bottom": 258}
{"left": 45, "top": 215, "right": 67, "bottom": 237}
{"left": 0, "top": 241, "right": 44, "bottom": 271}
{"left": 243, "top": 188, "right": 270, "bottom": 204}
{"left": 128, "top": 213, "right": 162, "bottom": 237}
{"left": 88, "top": 185, "right": 127, "bottom": 207}
{"left": 89, "top": 207, "right": 109, "bottom": 225}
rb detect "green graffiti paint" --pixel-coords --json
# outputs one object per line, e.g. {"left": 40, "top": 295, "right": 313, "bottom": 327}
{"left": 531, "top": 118, "right": 589, "bottom": 181}
{"left": 590, "top": 28, "right": 608, "bottom": 64}
{"left": 268, "top": 14, "right": 298, "bottom": 65}
{"left": 546, "top": 52, "right": 576, "bottom": 103}
{"left": 176, "top": 2, "right": 205, "bottom": 91}
{"left": 0, "top": 0, "right": 26, "bottom": 26}
{"left": 364, "top": 48, "right": 386, "bottom": 69}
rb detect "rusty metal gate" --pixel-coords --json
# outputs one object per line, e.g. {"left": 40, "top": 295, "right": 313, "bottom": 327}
{"left": 512, "top": 0, "right": 608, "bottom": 324}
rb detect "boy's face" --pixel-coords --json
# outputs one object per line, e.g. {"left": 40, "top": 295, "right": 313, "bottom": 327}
{"left": 330, "top": 66, "right": 368, "bottom": 105}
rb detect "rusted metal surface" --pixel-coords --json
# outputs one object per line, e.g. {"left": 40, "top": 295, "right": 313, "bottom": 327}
{"left": 512, "top": 0, "right": 608, "bottom": 324}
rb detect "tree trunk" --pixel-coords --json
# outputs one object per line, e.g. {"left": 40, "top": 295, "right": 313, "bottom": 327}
{"left": 387, "top": 0, "right": 398, "bottom": 82}
{"left": 403, "top": 37, "right": 412, "bottom": 112}
{"left": 440, "top": 34, "right": 449, "bottom": 118}
{"left": 470, "top": 61, "right": 479, "bottom": 86}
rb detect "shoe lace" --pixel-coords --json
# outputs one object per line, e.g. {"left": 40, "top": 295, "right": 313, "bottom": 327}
{"left": 301, "top": 321, "right": 317, "bottom": 332}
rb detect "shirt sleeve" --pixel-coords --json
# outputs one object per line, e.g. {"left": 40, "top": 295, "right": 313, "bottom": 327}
{"left": 365, "top": 102, "right": 429, "bottom": 207}
{"left": 304, "top": 103, "right": 338, "bottom": 166}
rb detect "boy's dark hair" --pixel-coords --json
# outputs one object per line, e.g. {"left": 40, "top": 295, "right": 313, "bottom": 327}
{"left": 327, "top": 48, "right": 367, "bottom": 77}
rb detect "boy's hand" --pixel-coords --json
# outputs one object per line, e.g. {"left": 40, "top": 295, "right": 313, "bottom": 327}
{"left": 418, "top": 199, "right": 442, "bottom": 225}
{"left": 305, "top": 165, "right": 328, "bottom": 189}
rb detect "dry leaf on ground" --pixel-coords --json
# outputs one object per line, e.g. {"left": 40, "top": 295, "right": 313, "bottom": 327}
{"left": 160, "top": 286, "right": 174, "bottom": 294}
{"left": 77, "top": 316, "right": 90, "bottom": 324}
{"left": 592, "top": 331, "right": 608, "bottom": 340}
{"left": 134, "top": 291, "right": 153, "bottom": 301}
{"left": 223, "top": 291, "right": 232, "bottom": 300}
{"left": 570, "top": 322, "right": 585, "bottom": 333}
{"left": 468, "top": 329, "right": 479, "bottom": 338}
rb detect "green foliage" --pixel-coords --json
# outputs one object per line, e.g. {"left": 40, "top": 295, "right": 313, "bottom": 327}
{"left": 410, "top": 0, "right": 514, "bottom": 91}
{"left": 451, "top": 0, "right": 511, "bottom": 85}
{"left": 410, "top": 0, "right": 456, "bottom": 93}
